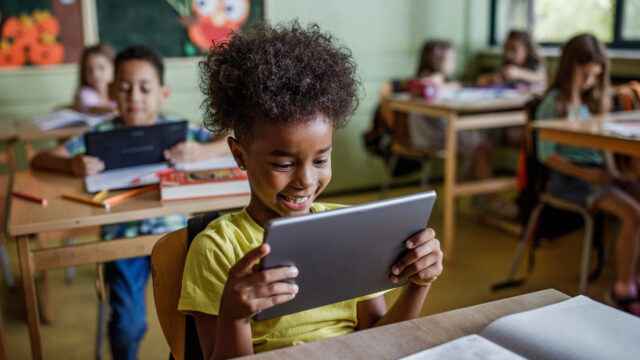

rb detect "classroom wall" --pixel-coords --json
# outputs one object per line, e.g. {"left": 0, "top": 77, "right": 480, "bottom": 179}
{"left": 0, "top": 0, "right": 491, "bottom": 193}
{"left": 266, "top": 0, "right": 491, "bottom": 193}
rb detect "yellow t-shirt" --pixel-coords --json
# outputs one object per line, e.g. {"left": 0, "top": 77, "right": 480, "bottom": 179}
{"left": 178, "top": 202, "right": 385, "bottom": 353}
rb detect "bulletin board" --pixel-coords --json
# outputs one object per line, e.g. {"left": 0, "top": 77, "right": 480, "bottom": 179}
{"left": 0, "top": 0, "right": 264, "bottom": 68}
{"left": 96, "top": 0, "right": 264, "bottom": 57}
{"left": 0, "top": 0, "right": 85, "bottom": 68}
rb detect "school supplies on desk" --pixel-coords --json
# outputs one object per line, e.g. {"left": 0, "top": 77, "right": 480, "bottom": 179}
{"left": 11, "top": 190, "right": 47, "bottom": 206}
{"left": 85, "top": 163, "right": 169, "bottom": 193}
{"left": 173, "top": 154, "right": 238, "bottom": 171}
{"left": 92, "top": 189, "right": 109, "bottom": 202}
{"left": 400, "top": 296, "right": 640, "bottom": 360}
{"left": 602, "top": 121, "right": 640, "bottom": 138}
{"left": 437, "top": 87, "right": 522, "bottom": 103}
{"left": 159, "top": 167, "right": 250, "bottom": 201}
{"left": 29, "top": 108, "right": 113, "bottom": 131}
{"left": 103, "top": 185, "right": 158, "bottom": 206}
{"left": 62, "top": 193, "right": 110, "bottom": 210}
{"left": 131, "top": 168, "right": 174, "bottom": 184}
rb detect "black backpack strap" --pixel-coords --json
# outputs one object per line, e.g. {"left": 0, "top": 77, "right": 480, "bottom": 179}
{"left": 184, "top": 211, "right": 221, "bottom": 360}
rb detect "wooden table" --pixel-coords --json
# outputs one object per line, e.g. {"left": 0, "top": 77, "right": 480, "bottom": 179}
{"left": 385, "top": 93, "right": 531, "bottom": 259}
{"left": 533, "top": 110, "right": 640, "bottom": 157}
{"left": 8, "top": 170, "right": 250, "bottom": 360}
{"left": 241, "top": 288, "right": 569, "bottom": 359}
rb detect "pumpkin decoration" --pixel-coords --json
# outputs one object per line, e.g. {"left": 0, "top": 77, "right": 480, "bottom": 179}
{"left": 33, "top": 9, "right": 60, "bottom": 38}
{"left": 0, "top": 38, "right": 26, "bottom": 67}
{"left": 29, "top": 32, "right": 64, "bottom": 65}
{"left": 2, "top": 13, "right": 38, "bottom": 51}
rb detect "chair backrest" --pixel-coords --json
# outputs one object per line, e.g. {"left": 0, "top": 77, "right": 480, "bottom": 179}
{"left": 151, "top": 211, "right": 220, "bottom": 360}
{"left": 613, "top": 80, "right": 640, "bottom": 111}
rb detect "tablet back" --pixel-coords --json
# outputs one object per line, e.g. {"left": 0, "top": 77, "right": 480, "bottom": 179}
{"left": 255, "top": 191, "right": 436, "bottom": 322}
{"left": 85, "top": 121, "right": 188, "bottom": 170}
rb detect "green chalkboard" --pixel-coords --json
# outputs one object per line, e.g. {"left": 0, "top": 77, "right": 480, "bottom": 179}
{"left": 96, "top": 0, "right": 264, "bottom": 57}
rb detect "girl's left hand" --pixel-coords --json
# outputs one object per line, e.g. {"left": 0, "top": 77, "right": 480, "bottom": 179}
{"left": 164, "top": 141, "right": 203, "bottom": 163}
{"left": 390, "top": 228, "right": 443, "bottom": 286}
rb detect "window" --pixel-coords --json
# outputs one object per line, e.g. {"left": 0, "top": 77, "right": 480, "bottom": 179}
{"left": 490, "top": 0, "right": 640, "bottom": 48}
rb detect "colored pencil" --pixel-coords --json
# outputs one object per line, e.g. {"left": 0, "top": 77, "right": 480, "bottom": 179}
{"left": 92, "top": 189, "right": 109, "bottom": 202}
{"left": 11, "top": 190, "right": 47, "bottom": 206}
{"left": 103, "top": 184, "right": 158, "bottom": 206}
{"left": 62, "top": 193, "right": 110, "bottom": 210}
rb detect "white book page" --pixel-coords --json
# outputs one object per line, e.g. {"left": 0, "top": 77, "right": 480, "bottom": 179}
{"left": 173, "top": 154, "right": 238, "bottom": 171}
{"left": 30, "top": 109, "right": 112, "bottom": 131}
{"left": 437, "top": 88, "right": 521, "bottom": 102}
{"left": 480, "top": 296, "right": 640, "bottom": 360}
{"left": 399, "top": 335, "right": 524, "bottom": 360}
{"left": 602, "top": 122, "right": 640, "bottom": 138}
{"left": 85, "top": 163, "right": 169, "bottom": 193}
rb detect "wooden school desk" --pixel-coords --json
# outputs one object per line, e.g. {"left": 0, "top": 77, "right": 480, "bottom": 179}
{"left": 384, "top": 93, "right": 531, "bottom": 260}
{"left": 533, "top": 110, "right": 640, "bottom": 157}
{"left": 14, "top": 121, "right": 89, "bottom": 161}
{"left": 0, "top": 119, "right": 18, "bottom": 173}
{"left": 8, "top": 170, "right": 250, "bottom": 360}
{"left": 241, "top": 288, "right": 569, "bottom": 360}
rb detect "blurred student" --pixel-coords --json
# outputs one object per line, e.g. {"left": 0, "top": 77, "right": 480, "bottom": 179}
{"left": 31, "top": 45, "right": 230, "bottom": 359}
{"left": 75, "top": 43, "right": 117, "bottom": 114}
{"left": 478, "top": 30, "right": 547, "bottom": 90}
{"left": 380, "top": 41, "right": 504, "bottom": 205}
{"left": 535, "top": 34, "right": 640, "bottom": 317}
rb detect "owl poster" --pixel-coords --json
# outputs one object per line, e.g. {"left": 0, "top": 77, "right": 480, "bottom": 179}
{"left": 96, "top": 0, "right": 263, "bottom": 57}
{"left": 171, "top": 0, "right": 252, "bottom": 53}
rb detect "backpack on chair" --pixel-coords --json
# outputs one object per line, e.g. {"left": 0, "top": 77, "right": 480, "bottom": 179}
{"left": 363, "top": 103, "right": 421, "bottom": 176}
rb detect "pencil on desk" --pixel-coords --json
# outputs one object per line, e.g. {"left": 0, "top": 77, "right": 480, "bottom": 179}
{"left": 92, "top": 189, "right": 109, "bottom": 202}
{"left": 11, "top": 190, "right": 47, "bottom": 206}
{"left": 62, "top": 193, "right": 110, "bottom": 210}
{"left": 103, "top": 184, "right": 158, "bottom": 206}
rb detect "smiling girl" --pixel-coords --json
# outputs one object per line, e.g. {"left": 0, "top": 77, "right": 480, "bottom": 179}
{"left": 178, "top": 22, "right": 444, "bottom": 359}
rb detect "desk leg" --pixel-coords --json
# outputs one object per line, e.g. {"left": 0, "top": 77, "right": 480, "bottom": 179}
{"left": 17, "top": 235, "right": 43, "bottom": 360}
{"left": 443, "top": 113, "right": 457, "bottom": 262}
{"left": 36, "top": 236, "right": 53, "bottom": 324}
{"left": 0, "top": 308, "right": 5, "bottom": 360}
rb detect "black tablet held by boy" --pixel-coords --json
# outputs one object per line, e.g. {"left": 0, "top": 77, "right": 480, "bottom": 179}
{"left": 85, "top": 121, "right": 188, "bottom": 170}
{"left": 255, "top": 191, "right": 437, "bottom": 322}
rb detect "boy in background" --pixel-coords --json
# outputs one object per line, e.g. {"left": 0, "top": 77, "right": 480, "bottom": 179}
{"left": 31, "top": 45, "right": 230, "bottom": 359}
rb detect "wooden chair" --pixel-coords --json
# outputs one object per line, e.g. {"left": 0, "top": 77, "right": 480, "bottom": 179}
{"left": 494, "top": 98, "right": 617, "bottom": 294}
{"left": 379, "top": 100, "right": 446, "bottom": 197}
{"left": 151, "top": 211, "right": 220, "bottom": 360}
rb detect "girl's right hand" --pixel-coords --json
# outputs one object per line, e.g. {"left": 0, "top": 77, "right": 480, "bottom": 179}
{"left": 219, "top": 244, "right": 299, "bottom": 322}
{"left": 71, "top": 154, "right": 104, "bottom": 177}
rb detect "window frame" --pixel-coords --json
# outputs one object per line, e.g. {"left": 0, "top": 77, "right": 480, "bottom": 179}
{"left": 489, "top": 0, "right": 640, "bottom": 49}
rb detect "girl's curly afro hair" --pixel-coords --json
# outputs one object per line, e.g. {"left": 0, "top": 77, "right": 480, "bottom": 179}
{"left": 200, "top": 21, "right": 360, "bottom": 143}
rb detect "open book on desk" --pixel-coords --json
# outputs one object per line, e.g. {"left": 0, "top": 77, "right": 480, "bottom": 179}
{"left": 30, "top": 108, "right": 113, "bottom": 131}
{"left": 602, "top": 121, "right": 640, "bottom": 138}
{"left": 402, "top": 296, "right": 640, "bottom": 360}
{"left": 84, "top": 155, "right": 240, "bottom": 193}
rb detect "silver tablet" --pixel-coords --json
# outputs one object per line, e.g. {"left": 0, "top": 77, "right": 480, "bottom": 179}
{"left": 254, "top": 190, "right": 437, "bottom": 322}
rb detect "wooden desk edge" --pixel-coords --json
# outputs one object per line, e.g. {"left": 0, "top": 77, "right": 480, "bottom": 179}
{"left": 8, "top": 194, "right": 251, "bottom": 236}
{"left": 241, "top": 289, "right": 569, "bottom": 359}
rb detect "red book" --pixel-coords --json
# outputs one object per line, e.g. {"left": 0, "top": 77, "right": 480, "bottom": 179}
{"left": 159, "top": 168, "right": 250, "bottom": 201}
